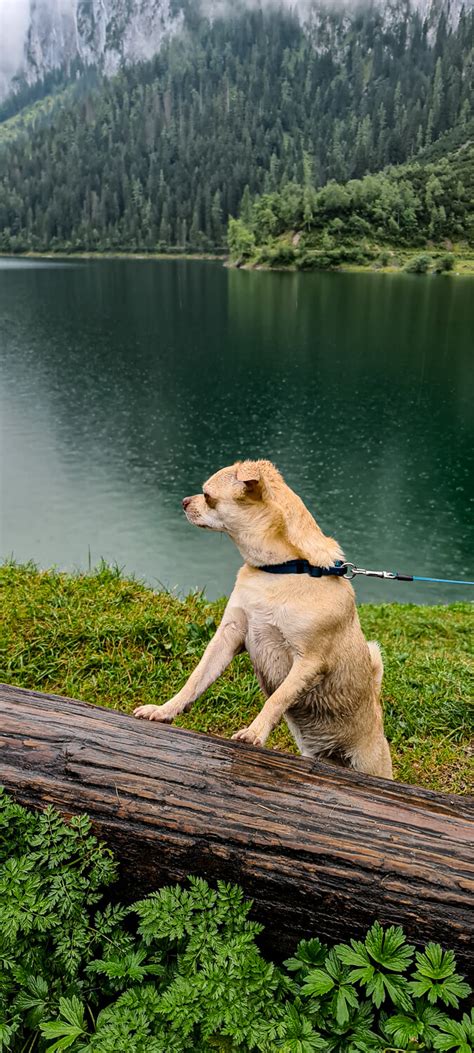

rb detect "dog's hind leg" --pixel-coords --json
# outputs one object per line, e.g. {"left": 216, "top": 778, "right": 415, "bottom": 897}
{"left": 348, "top": 732, "right": 393, "bottom": 779}
{"left": 348, "top": 641, "right": 392, "bottom": 778}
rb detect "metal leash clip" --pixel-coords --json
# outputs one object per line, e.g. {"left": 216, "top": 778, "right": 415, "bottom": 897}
{"left": 342, "top": 563, "right": 397, "bottom": 580}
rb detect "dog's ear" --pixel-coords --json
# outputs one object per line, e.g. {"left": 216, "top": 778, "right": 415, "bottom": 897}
{"left": 236, "top": 461, "right": 262, "bottom": 495}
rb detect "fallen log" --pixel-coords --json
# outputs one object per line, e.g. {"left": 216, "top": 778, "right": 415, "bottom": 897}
{"left": 0, "top": 682, "right": 473, "bottom": 974}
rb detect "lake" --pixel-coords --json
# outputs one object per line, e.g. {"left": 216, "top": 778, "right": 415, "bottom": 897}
{"left": 0, "top": 256, "right": 473, "bottom": 603}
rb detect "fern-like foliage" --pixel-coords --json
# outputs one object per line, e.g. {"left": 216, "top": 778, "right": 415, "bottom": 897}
{"left": 0, "top": 790, "right": 472, "bottom": 1053}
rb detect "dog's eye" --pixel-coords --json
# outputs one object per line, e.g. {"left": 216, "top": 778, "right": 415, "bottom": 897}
{"left": 204, "top": 492, "right": 216, "bottom": 508}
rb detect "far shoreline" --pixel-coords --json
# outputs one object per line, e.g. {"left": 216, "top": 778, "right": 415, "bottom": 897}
{"left": 2, "top": 247, "right": 474, "bottom": 276}
{"left": 1, "top": 249, "right": 225, "bottom": 263}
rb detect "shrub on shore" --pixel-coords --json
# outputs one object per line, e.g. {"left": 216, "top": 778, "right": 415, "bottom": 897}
{"left": 435, "top": 253, "right": 455, "bottom": 272}
{"left": 404, "top": 254, "right": 432, "bottom": 274}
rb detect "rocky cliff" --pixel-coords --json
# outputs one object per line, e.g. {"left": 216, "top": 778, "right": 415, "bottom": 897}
{"left": 0, "top": 0, "right": 471, "bottom": 103}
{"left": 0, "top": 0, "right": 184, "bottom": 101}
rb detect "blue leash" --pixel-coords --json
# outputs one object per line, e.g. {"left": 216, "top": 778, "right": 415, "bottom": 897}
{"left": 258, "top": 559, "right": 474, "bottom": 587}
{"left": 409, "top": 576, "right": 474, "bottom": 586}
{"left": 346, "top": 566, "right": 474, "bottom": 586}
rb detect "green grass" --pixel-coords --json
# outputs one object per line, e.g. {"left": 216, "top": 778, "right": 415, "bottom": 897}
{"left": 0, "top": 562, "right": 472, "bottom": 794}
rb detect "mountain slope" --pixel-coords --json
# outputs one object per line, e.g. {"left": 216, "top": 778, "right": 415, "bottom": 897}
{"left": 228, "top": 136, "right": 474, "bottom": 270}
{"left": 0, "top": 82, "right": 85, "bottom": 147}
{"left": 0, "top": 2, "right": 472, "bottom": 253}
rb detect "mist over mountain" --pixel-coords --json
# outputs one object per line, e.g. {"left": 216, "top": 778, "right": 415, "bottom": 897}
{"left": 0, "top": 0, "right": 183, "bottom": 102}
{"left": 0, "top": 0, "right": 471, "bottom": 102}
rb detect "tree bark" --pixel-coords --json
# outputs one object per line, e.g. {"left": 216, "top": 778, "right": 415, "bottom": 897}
{"left": 0, "top": 682, "right": 472, "bottom": 975}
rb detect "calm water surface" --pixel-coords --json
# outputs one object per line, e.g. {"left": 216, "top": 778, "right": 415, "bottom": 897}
{"left": 1, "top": 257, "right": 473, "bottom": 603}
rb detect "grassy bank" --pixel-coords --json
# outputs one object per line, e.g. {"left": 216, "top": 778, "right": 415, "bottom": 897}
{"left": 0, "top": 563, "right": 472, "bottom": 794}
{"left": 232, "top": 240, "right": 474, "bottom": 276}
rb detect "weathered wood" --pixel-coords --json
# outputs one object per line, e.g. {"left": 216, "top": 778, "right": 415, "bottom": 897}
{"left": 0, "top": 682, "right": 473, "bottom": 975}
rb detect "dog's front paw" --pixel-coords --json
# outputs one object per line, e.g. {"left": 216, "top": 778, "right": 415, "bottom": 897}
{"left": 232, "top": 724, "right": 264, "bottom": 747}
{"left": 133, "top": 703, "right": 176, "bottom": 723}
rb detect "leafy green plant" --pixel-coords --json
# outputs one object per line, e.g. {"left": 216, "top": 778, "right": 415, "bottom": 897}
{"left": 0, "top": 791, "right": 472, "bottom": 1053}
{"left": 300, "top": 950, "right": 360, "bottom": 1025}
{"left": 40, "top": 996, "right": 88, "bottom": 1052}
{"left": 432, "top": 1010, "right": 474, "bottom": 1052}
{"left": 409, "top": 945, "right": 471, "bottom": 1008}
{"left": 404, "top": 253, "right": 432, "bottom": 274}
{"left": 335, "top": 923, "right": 414, "bottom": 1010}
{"left": 383, "top": 1003, "right": 450, "bottom": 1050}
{"left": 435, "top": 253, "right": 455, "bottom": 273}
{"left": 378, "top": 250, "right": 394, "bottom": 267}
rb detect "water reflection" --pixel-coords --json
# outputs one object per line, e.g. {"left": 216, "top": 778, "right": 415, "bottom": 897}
{"left": 0, "top": 258, "right": 472, "bottom": 602}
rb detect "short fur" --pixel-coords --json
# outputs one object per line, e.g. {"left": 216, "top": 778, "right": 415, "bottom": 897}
{"left": 134, "top": 460, "right": 393, "bottom": 779}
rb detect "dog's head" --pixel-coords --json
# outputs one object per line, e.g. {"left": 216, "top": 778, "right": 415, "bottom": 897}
{"left": 182, "top": 460, "right": 274, "bottom": 534}
{"left": 182, "top": 460, "right": 343, "bottom": 567}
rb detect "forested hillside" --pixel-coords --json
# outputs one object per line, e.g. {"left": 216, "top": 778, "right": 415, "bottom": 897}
{"left": 228, "top": 139, "right": 474, "bottom": 270}
{"left": 0, "top": 2, "right": 472, "bottom": 254}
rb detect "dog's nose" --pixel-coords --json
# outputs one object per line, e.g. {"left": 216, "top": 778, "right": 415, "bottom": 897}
{"left": 182, "top": 497, "right": 192, "bottom": 511}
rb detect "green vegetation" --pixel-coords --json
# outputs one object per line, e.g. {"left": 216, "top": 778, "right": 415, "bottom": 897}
{"left": 0, "top": 563, "right": 472, "bottom": 795}
{"left": 0, "top": 62, "right": 85, "bottom": 124}
{"left": 227, "top": 142, "right": 474, "bottom": 273}
{"left": 0, "top": 89, "right": 74, "bottom": 148}
{"left": 0, "top": 4, "right": 472, "bottom": 254}
{"left": 0, "top": 789, "right": 472, "bottom": 1052}
{"left": 404, "top": 255, "right": 433, "bottom": 274}
{"left": 434, "top": 253, "right": 455, "bottom": 273}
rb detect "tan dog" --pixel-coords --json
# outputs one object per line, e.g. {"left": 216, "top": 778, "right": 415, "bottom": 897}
{"left": 134, "top": 460, "right": 393, "bottom": 779}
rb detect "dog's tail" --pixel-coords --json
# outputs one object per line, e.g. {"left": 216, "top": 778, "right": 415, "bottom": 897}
{"left": 367, "top": 640, "right": 384, "bottom": 691}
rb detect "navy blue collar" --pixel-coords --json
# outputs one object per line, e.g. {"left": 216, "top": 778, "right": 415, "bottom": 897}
{"left": 257, "top": 559, "right": 347, "bottom": 578}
